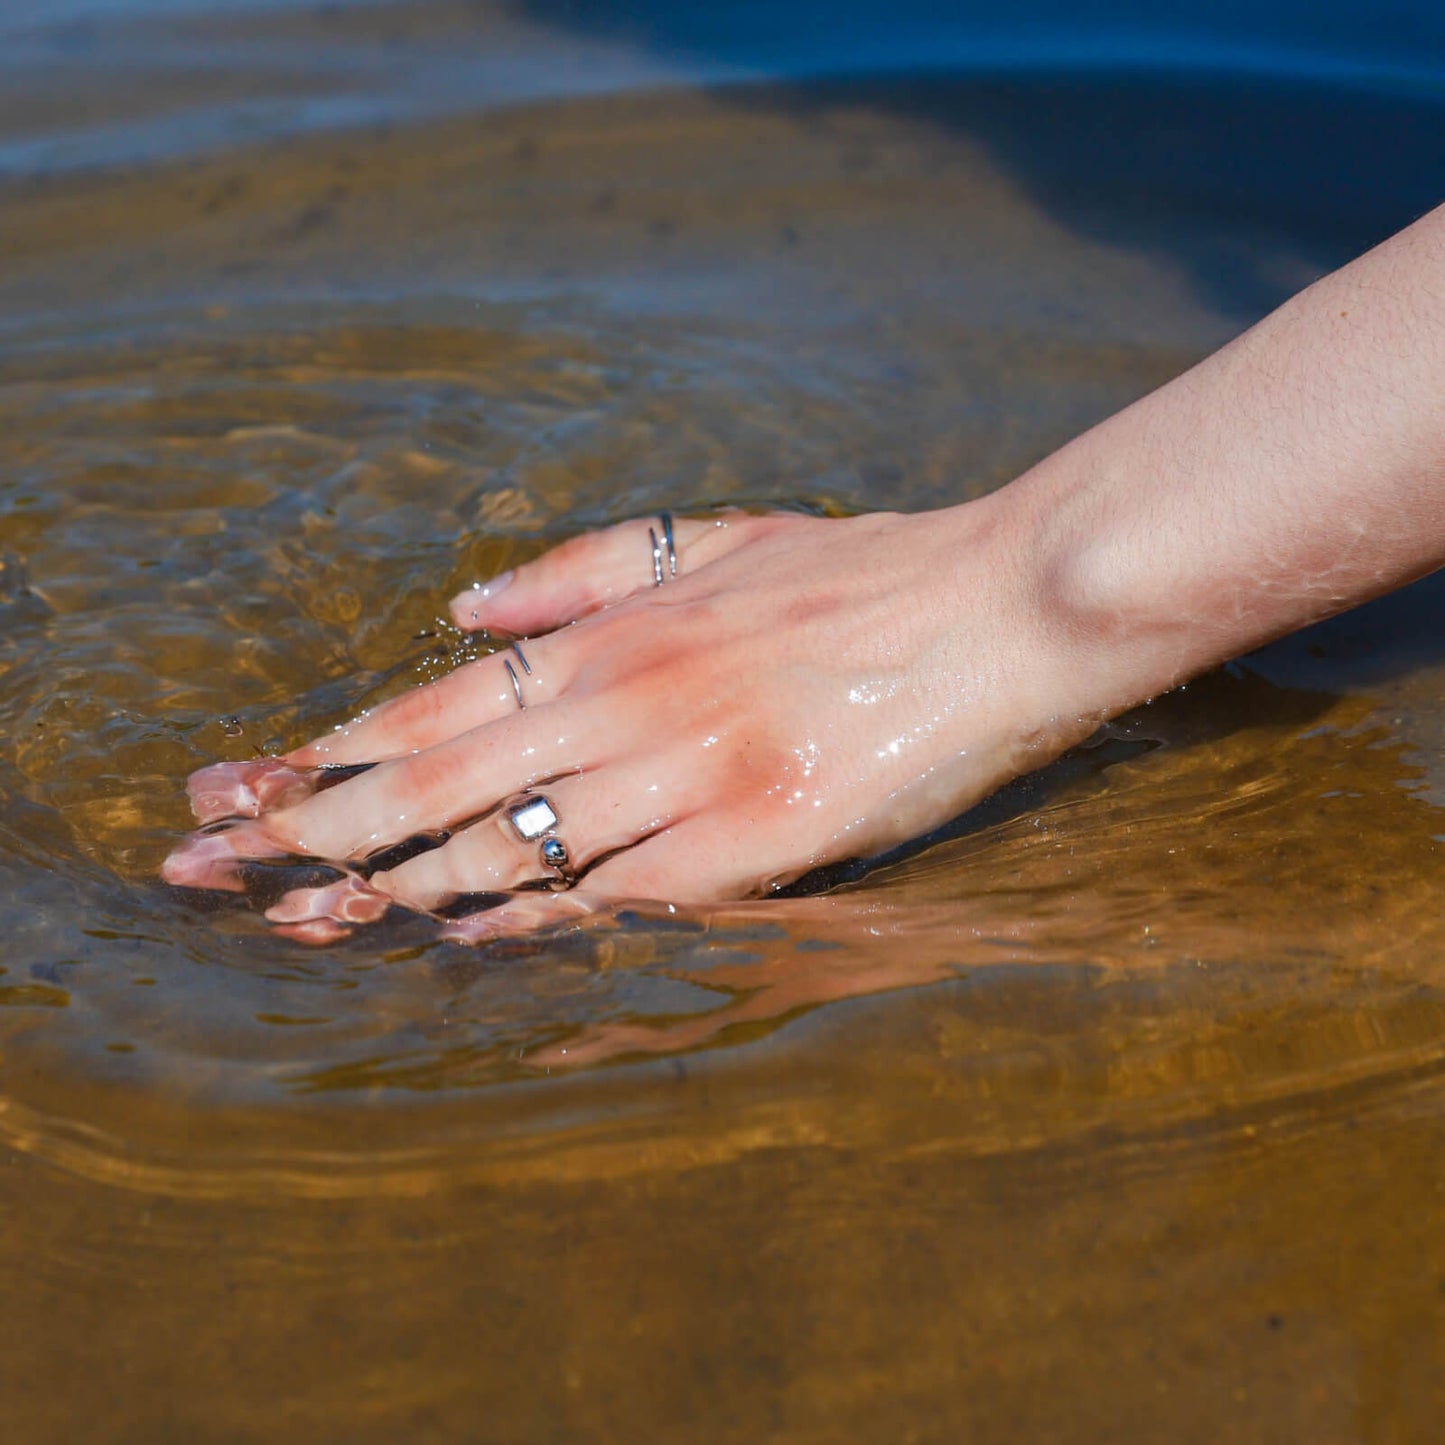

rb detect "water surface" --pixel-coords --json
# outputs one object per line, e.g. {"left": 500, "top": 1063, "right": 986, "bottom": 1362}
{"left": 1, "top": 3, "right": 1443, "bottom": 1439}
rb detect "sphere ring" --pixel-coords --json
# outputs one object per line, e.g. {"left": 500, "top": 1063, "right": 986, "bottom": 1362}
{"left": 503, "top": 792, "right": 575, "bottom": 888}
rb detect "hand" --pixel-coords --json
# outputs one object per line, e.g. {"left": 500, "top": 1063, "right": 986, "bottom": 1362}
{"left": 164, "top": 501, "right": 1088, "bottom": 943}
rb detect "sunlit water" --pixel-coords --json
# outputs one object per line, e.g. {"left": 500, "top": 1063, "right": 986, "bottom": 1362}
{"left": 1, "top": 2, "right": 1443, "bottom": 1439}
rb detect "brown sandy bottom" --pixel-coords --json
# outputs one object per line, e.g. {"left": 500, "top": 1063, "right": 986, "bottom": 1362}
{"left": 0, "top": 36, "right": 1442, "bottom": 1443}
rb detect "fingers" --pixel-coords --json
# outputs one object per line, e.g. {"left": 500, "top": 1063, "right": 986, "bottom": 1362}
{"left": 161, "top": 821, "right": 296, "bottom": 891}
{"left": 377, "top": 762, "right": 691, "bottom": 901}
{"left": 287, "top": 635, "right": 571, "bottom": 768}
{"left": 265, "top": 763, "right": 693, "bottom": 926}
{"left": 440, "top": 820, "right": 750, "bottom": 943}
{"left": 167, "top": 698, "right": 596, "bottom": 891}
{"left": 257, "top": 802, "right": 805, "bottom": 943}
{"left": 266, "top": 874, "right": 392, "bottom": 929}
{"left": 561, "top": 823, "right": 729, "bottom": 904}
{"left": 187, "top": 758, "right": 320, "bottom": 824}
{"left": 429, "top": 830, "right": 706, "bottom": 944}
{"left": 535, "top": 812, "right": 820, "bottom": 908}
{"left": 271, "top": 916, "right": 354, "bottom": 946}
{"left": 272, "top": 701, "right": 596, "bottom": 861}
{"left": 285, "top": 514, "right": 758, "bottom": 771}
{"left": 448, "top": 513, "right": 752, "bottom": 635}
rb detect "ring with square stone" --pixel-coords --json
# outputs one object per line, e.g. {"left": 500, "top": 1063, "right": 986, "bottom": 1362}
{"left": 503, "top": 793, "right": 574, "bottom": 888}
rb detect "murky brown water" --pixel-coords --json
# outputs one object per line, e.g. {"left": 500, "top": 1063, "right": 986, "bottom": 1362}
{"left": 1, "top": 2, "right": 1443, "bottom": 1439}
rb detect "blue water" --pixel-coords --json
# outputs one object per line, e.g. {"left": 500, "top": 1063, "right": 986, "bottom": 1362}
{"left": 4, "top": 0, "right": 1444, "bottom": 176}
{"left": 2, "top": 6, "right": 1445, "bottom": 1439}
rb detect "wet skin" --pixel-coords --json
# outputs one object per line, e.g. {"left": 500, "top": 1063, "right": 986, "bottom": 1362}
{"left": 166, "top": 504, "right": 1085, "bottom": 942}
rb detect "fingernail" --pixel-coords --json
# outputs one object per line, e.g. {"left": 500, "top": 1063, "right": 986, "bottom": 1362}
{"left": 452, "top": 570, "right": 512, "bottom": 627}
{"left": 472, "top": 570, "right": 513, "bottom": 600}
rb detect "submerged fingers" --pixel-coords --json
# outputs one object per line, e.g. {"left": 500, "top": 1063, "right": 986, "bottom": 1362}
{"left": 272, "top": 701, "right": 598, "bottom": 861}
{"left": 263, "top": 763, "right": 693, "bottom": 928}
{"left": 267, "top": 874, "right": 393, "bottom": 927}
{"left": 167, "top": 697, "right": 599, "bottom": 888}
{"left": 161, "top": 820, "right": 297, "bottom": 891}
{"left": 172, "top": 730, "right": 830, "bottom": 932}
{"left": 171, "top": 799, "right": 824, "bottom": 945}
{"left": 187, "top": 758, "right": 320, "bottom": 824}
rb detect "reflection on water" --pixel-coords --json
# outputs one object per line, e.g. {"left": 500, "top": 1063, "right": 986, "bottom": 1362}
{"left": 0, "top": 4, "right": 1443, "bottom": 1438}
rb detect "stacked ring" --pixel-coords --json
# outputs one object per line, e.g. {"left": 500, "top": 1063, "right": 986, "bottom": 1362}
{"left": 649, "top": 511, "right": 678, "bottom": 587}
{"left": 503, "top": 641, "right": 533, "bottom": 711}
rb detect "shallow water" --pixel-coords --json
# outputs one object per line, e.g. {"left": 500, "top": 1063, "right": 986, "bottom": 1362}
{"left": 1, "top": 2, "right": 1444, "bottom": 1439}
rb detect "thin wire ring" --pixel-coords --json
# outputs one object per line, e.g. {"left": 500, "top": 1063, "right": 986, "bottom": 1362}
{"left": 503, "top": 641, "right": 532, "bottom": 711}
{"left": 649, "top": 511, "right": 678, "bottom": 587}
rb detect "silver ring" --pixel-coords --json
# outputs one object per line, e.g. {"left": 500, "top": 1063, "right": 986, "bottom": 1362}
{"left": 504, "top": 793, "right": 574, "bottom": 888}
{"left": 649, "top": 511, "right": 678, "bottom": 587}
{"left": 503, "top": 641, "right": 532, "bottom": 711}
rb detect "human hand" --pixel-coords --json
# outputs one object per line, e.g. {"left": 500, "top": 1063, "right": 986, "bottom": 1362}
{"left": 164, "top": 500, "right": 1090, "bottom": 943}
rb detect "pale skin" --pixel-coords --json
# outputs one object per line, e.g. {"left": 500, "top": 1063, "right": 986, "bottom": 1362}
{"left": 164, "top": 202, "right": 1445, "bottom": 944}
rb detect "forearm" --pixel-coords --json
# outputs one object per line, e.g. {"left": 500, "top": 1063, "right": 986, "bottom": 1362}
{"left": 1002, "top": 200, "right": 1445, "bottom": 716}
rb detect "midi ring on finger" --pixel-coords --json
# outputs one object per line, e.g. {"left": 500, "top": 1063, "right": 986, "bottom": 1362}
{"left": 503, "top": 641, "right": 533, "bottom": 712}
{"left": 504, "top": 792, "right": 575, "bottom": 888}
{"left": 649, "top": 511, "right": 678, "bottom": 587}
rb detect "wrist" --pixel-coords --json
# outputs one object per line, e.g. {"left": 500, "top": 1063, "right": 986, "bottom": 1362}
{"left": 913, "top": 483, "right": 1123, "bottom": 784}
{"left": 978, "top": 431, "right": 1213, "bottom": 729}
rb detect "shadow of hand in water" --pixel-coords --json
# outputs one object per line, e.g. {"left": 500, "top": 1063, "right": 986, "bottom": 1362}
{"left": 523, "top": 901, "right": 971, "bottom": 1069}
